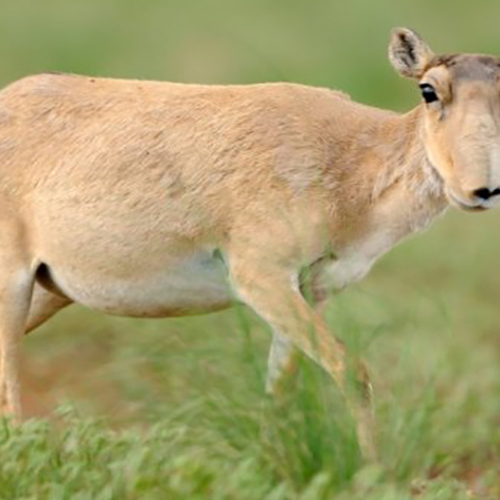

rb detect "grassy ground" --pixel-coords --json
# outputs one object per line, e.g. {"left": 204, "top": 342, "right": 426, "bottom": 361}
{"left": 1, "top": 0, "right": 500, "bottom": 498}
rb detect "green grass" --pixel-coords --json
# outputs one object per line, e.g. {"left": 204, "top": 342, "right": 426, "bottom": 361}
{"left": 0, "top": 407, "right": 476, "bottom": 499}
{"left": 1, "top": 0, "right": 500, "bottom": 497}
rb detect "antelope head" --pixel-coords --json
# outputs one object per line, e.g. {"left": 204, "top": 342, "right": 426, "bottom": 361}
{"left": 389, "top": 27, "right": 500, "bottom": 211}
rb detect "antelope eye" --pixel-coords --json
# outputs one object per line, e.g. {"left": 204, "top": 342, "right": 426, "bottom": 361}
{"left": 419, "top": 83, "right": 439, "bottom": 104}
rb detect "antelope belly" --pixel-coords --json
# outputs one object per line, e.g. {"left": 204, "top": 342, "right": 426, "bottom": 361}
{"left": 46, "top": 250, "right": 233, "bottom": 317}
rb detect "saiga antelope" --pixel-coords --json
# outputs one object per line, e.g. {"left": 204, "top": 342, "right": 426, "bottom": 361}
{"left": 0, "top": 28, "right": 499, "bottom": 457}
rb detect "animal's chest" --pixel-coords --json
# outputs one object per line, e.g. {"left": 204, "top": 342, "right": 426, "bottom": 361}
{"left": 313, "top": 234, "right": 395, "bottom": 294}
{"left": 312, "top": 207, "right": 435, "bottom": 294}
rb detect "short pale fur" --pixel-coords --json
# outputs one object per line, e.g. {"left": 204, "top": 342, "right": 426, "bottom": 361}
{"left": 1, "top": 28, "right": 500, "bottom": 457}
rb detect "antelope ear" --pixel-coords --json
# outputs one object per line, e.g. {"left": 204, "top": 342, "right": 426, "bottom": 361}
{"left": 388, "top": 28, "right": 434, "bottom": 79}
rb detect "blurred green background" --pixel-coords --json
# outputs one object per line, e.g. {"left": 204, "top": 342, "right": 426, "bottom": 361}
{"left": 3, "top": 0, "right": 500, "bottom": 497}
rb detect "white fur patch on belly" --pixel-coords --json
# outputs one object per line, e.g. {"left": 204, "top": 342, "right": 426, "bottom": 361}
{"left": 49, "top": 250, "right": 233, "bottom": 317}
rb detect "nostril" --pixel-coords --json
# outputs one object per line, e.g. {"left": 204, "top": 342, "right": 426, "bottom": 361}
{"left": 473, "top": 187, "right": 495, "bottom": 200}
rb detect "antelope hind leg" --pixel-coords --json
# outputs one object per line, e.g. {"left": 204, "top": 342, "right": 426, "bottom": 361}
{"left": 0, "top": 257, "right": 34, "bottom": 419}
{"left": 25, "top": 284, "right": 72, "bottom": 334}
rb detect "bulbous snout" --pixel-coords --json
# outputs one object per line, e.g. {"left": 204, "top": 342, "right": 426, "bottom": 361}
{"left": 447, "top": 123, "right": 500, "bottom": 210}
{"left": 447, "top": 184, "right": 500, "bottom": 211}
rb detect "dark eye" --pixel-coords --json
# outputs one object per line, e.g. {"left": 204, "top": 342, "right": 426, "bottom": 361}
{"left": 419, "top": 83, "right": 439, "bottom": 104}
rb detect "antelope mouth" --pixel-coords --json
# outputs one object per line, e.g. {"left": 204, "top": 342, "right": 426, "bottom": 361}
{"left": 445, "top": 189, "right": 489, "bottom": 212}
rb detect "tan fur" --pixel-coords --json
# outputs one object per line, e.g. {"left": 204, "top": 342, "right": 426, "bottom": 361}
{"left": 0, "top": 28, "right": 499, "bottom": 458}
